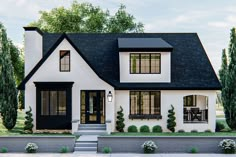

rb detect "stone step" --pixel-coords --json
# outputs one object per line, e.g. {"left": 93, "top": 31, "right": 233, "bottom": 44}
{"left": 78, "top": 126, "right": 106, "bottom": 130}
{"left": 74, "top": 130, "right": 107, "bottom": 136}
{"left": 73, "top": 151, "right": 97, "bottom": 154}
{"left": 74, "top": 147, "right": 97, "bottom": 151}
{"left": 75, "top": 142, "right": 97, "bottom": 147}
{"left": 79, "top": 124, "right": 106, "bottom": 127}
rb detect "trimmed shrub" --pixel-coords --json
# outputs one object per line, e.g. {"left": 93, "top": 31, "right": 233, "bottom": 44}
{"left": 204, "top": 129, "right": 212, "bottom": 133}
{"left": 140, "top": 125, "right": 150, "bottom": 133}
{"left": 0, "top": 147, "right": 8, "bottom": 153}
{"left": 189, "top": 147, "right": 198, "bottom": 153}
{"left": 178, "top": 129, "right": 185, "bottom": 133}
{"left": 141, "top": 140, "right": 158, "bottom": 154}
{"left": 167, "top": 105, "right": 176, "bottom": 132}
{"left": 216, "top": 121, "right": 225, "bottom": 132}
{"left": 152, "top": 125, "right": 162, "bottom": 133}
{"left": 221, "top": 128, "right": 232, "bottom": 132}
{"left": 219, "top": 139, "right": 236, "bottom": 154}
{"left": 102, "top": 147, "right": 112, "bottom": 153}
{"left": 191, "top": 129, "right": 198, "bottom": 133}
{"left": 128, "top": 125, "right": 138, "bottom": 132}
{"left": 116, "top": 106, "right": 125, "bottom": 132}
{"left": 24, "top": 107, "right": 34, "bottom": 134}
{"left": 60, "top": 146, "right": 69, "bottom": 153}
{"left": 25, "top": 143, "right": 38, "bottom": 153}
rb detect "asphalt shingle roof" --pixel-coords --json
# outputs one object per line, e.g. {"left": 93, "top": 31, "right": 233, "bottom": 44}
{"left": 18, "top": 31, "right": 221, "bottom": 90}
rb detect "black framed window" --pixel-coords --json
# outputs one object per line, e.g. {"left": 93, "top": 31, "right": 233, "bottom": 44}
{"left": 60, "top": 50, "right": 70, "bottom": 72}
{"left": 130, "top": 91, "right": 161, "bottom": 119}
{"left": 130, "top": 53, "right": 161, "bottom": 74}
{"left": 184, "top": 95, "right": 196, "bottom": 107}
{"left": 41, "top": 90, "right": 66, "bottom": 116}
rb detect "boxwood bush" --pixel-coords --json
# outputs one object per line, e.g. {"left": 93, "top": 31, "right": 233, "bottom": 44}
{"left": 178, "top": 129, "right": 185, "bottom": 133}
{"left": 191, "top": 129, "right": 198, "bottom": 133}
{"left": 140, "top": 125, "right": 150, "bottom": 133}
{"left": 152, "top": 125, "right": 162, "bottom": 133}
{"left": 216, "top": 121, "right": 225, "bottom": 132}
{"left": 128, "top": 125, "right": 138, "bottom": 132}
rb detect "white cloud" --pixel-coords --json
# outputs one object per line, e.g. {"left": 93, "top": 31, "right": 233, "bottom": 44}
{"left": 208, "top": 22, "right": 228, "bottom": 28}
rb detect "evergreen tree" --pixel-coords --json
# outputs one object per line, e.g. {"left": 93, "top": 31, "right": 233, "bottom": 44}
{"left": 116, "top": 106, "right": 125, "bottom": 132}
{"left": 167, "top": 105, "right": 176, "bottom": 132}
{"left": 220, "top": 28, "right": 236, "bottom": 130}
{"left": 0, "top": 23, "right": 18, "bottom": 130}
{"left": 24, "top": 107, "right": 34, "bottom": 133}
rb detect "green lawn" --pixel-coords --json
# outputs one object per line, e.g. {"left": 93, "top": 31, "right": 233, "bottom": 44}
{"left": 110, "top": 119, "right": 235, "bottom": 137}
{"left": 0, "top": 110, "right": 73, "bottom": 136}
{"left": 110, "top": 132, "right": 236, "bottom": 136}
{"left": 216, "top": 119, "right": 230, "bottom": 129}
{"left": 0, "top": 110, "right": 25, "bottom": 135}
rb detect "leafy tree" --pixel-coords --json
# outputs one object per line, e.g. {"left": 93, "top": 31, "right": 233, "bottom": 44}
{"left": 0, "top": 23, "right": 18, "bottom": 130}
{"left": 24, "top": 107, "right": 34, "bottom": 133}
{"left": 167, "top": 105, "right": 176, "bottom": 132}
{"left": 29, "top": 1, "right": 144, "bottom": 33}
{"left": 116, "top": 106, "right": 125, "bottom": 132}
{"left": 9, "top": 43, "right": 24, "bottom": 109}
{"left": 219, "top": 28, "right": 236, "bottom": 130}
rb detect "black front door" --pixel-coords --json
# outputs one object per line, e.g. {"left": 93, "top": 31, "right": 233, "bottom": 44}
{"left": 81, "top": 90, "right": 105, "bottom": 124}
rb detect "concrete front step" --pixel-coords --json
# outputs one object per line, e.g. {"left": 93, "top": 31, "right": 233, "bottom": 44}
{"left": 75, "top": 130, "right": 107, "bottom": 135}
{"left": 75, "top": 142, "right": 97, "bottom": 147}
{"left": 79, "top": 124, "right": 106, "bottom": 127}
{"left": 74, "top": 146, "right": 97, "bottom": 151}
{"left": 73, "top": 151, "right": 97, "bottom": 154}
{"left": 78, "top": 126, "right": 106, "bottom": 130}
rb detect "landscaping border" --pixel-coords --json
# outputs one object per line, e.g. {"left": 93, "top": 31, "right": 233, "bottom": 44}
{"left": 98, "top": 136, "right": 236, "bottom": 153}
{"left": 0, "top": 136, "right": 75, "bottom": 152}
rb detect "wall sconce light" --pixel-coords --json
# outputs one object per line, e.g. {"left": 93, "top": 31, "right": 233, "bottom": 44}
{"left": 107, "top": 91, "right": 113, "bottom": 102}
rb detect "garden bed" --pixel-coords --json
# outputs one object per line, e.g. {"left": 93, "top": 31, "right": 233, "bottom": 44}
{"left": 98, "top": 136, "right": 236, "bottom": 153}
{"left": 0, "top": 136, "right": 75, "bottom": 152}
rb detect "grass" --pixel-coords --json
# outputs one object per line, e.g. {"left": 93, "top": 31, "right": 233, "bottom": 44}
{"left": 0, "top": 110, "right": 73, "bottom": 136}
{"left": 216, "top": 119, "right": 230, "bottom": 130}
{"left": 110, "top": 132, "right": 236, "bottom": 136}
{"left": 110, "top": 119, "right": 235, "bottom": 136}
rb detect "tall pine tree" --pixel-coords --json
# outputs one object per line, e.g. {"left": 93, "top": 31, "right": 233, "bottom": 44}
{"left": 220, "top": 28, "right": 236, "bottom": 130}
{"left": 0, "top": 23, "right": 18, "bottom": 130}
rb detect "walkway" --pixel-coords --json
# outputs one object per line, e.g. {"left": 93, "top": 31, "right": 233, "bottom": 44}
{"left": 0, "top": 153, "right": 233, "bottom": 157}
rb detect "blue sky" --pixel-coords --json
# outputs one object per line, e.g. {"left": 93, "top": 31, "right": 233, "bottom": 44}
{"left": 1, "top": 0, "right": 236, "bottom": 73}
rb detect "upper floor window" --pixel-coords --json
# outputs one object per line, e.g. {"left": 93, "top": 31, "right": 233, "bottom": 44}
{"left": 60, "top": 50, "right": 70, "bottom": 72}
{"left": 130, "top": 53, "right": 160, "bottom": 74}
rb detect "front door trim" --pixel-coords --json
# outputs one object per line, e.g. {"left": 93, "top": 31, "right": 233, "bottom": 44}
{"left": 81, "top": 90, "right": 105, "bottom": 124}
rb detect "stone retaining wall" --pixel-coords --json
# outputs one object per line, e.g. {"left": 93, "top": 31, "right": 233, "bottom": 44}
{"left": 98, "top": 136, "right": 236, "bottom": 153}
{"left": 0, "top": 136, "right": 75, "bottom": 152}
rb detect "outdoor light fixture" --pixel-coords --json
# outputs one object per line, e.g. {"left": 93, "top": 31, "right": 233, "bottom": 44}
{"left": 107, "top": 91, "right": 113, "bottom": 102}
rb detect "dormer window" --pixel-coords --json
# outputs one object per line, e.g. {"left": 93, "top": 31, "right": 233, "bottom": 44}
{"left": 60, "top": 50, "right": 70, "bottom": 72}
{"left": 130, "top": 53, "right": 161, "bottom": 74}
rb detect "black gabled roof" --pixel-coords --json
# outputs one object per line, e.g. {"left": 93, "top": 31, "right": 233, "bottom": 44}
{"left": 18, "top": 29, "right": 221, "bottom": 90}
{"left": 118, "top": 38, "right": 173, "bottom": 52}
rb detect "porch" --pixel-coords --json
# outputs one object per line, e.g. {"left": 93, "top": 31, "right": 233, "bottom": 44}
{"left": 183, "top": 95, "right": 208, "bottom": 123}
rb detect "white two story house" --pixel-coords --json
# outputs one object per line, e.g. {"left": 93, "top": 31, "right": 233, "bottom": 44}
{"left": 18, "top": 27, "right": 221, "bottom": 134}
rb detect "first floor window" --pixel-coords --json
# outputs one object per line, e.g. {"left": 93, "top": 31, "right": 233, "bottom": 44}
{"left": 184, "top": 95, "right": 196, "bottom": 107}
{"left": 130, "top": 91, "right": 161, "bottom": 116}
{"left": 41, "top": 90, "right": 67, "bottom": 116}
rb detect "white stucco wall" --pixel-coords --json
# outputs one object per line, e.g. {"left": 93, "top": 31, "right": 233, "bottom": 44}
{"left": 25, "top": 39, "right": 115, "bottom": 133}
{"left": 115, "top": 90, "right": 216, "bottom": 132}
{"left": 24, "top": 31, "right": 42, "bottom": 76}
{"left": 119, "top": 52, "right": 171, "bottom": 82}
